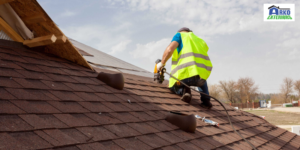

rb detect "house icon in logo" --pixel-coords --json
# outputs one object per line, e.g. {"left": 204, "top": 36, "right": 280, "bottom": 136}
{"left": 268, "top": 5, "right": 280, "bottom": 15}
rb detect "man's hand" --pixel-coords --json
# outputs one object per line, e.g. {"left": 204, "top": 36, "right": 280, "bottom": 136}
{"left": 156, "top": 62, "right": 165, "bottom": 71}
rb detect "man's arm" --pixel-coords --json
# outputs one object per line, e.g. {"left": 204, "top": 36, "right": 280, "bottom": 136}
{"left": 161, "top": 41, "right": 179, "bottom": 64}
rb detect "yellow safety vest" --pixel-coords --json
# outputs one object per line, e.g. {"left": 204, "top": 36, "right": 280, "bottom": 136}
{"left": 169, "top": 32, "right": 213, "bottom": 87}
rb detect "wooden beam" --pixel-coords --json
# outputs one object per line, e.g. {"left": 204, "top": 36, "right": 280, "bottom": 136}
{"left": 0, "top": 17, "right": 24, "bottom": 42}
{"left": 55, "top": 35, "right": 67, "bottom": 44}
{"left": 0, "top": 0, "right": 14, "bottom": 5}
{"left": 23, "top": 34, "right": 57, "bottom": 48}
{"left": 22, "top": 14, "right": 46, "bottom": 24}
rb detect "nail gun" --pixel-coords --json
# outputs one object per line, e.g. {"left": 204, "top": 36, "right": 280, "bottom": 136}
{"left": 154, "top": 59, "right": 165, "bottom": 84}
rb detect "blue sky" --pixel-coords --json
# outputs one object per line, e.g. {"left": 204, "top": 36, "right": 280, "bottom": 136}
{"left": 38, "top": 0, "right": 300, "bottom": 94}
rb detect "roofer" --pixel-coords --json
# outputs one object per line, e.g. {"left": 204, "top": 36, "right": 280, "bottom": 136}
{"left": 156, "top": 27, "right": 213, "bottom": 109}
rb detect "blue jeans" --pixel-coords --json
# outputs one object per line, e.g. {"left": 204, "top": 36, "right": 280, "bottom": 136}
{"left": 170, "top": 76, "right": 210, "bottom": 102}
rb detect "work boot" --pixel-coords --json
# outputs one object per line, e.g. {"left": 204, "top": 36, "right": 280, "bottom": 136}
{"left": 181, "top": 87, "right": 192, "bottom": 103}
{"left": 181, "top": 93, "right": 192, "bottom": 103}
{"left": 200, "top": 101, "right": 213, "bottom": 109}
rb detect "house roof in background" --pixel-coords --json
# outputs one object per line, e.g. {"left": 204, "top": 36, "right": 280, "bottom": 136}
{"left": 0, "top": 39, "right": 300, "bottom": 150}
{"left": 70, "top": 38, "right": 153, "bottom": 78}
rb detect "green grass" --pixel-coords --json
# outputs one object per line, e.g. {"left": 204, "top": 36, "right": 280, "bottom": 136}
{"left": 245, "top": 110, "right": 300, "bottom": 125}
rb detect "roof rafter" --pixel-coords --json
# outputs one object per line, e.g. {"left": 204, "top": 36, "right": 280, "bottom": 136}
{"left": 0, "top": 17, "right": 24, "bottom": 42}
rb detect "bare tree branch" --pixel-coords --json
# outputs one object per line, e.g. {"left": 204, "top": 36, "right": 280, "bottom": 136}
{"left": 219, "top": 80, "right": 236, "bottom": 103}
{"left": 208, "top": 84, "right": 222, "bottom": 100}
{"left": 281, "top": 77, "right": 293, "bottom": 103}
{"left": 236, "top": 77, "right": 259, "bottom": 103}
{"left": 294, "top": 80, "right": 300, "bottom": 97}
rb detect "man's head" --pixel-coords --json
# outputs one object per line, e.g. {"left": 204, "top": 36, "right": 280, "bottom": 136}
{"left": 178, "top": 27, "right": 192, "bottom": 32}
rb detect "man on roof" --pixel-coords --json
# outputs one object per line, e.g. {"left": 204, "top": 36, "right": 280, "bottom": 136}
{"left": 157, "top": 27, "right": 213, "bottom": 109}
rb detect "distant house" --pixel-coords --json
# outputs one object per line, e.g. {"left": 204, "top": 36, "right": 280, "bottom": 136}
{"left": 268, "top": 5, "right": 279, "bottom": 15}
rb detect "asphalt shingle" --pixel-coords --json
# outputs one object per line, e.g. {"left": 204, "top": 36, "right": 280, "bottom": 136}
{"left": 0, "top": 40, "right": 299, "bottom": 150}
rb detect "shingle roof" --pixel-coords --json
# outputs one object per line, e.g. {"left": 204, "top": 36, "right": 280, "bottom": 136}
{"left": 0, "top": 39, "right": 300, "bottom": 150}
{"left": 69, "top": 38, "right": 149, "bottom": 73}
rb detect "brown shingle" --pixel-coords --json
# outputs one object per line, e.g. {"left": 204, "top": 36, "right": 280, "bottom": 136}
{"left": 87, "top": 84, "right": 113, "bottom": 93}
{"left": 0, "top": 76, "right": 22, "bottom": 88}
{"left": 0, "top": 53, "right": 28, "bottom": 63}
{"left": 0, "top": 100, "right": 25, "bottom": 114}
{"left": 37, "top": 65, "right": 70, "bottom": 75}
{"left": 0, "top": 68, "right": 24, "bottom": 78}
{"left": 110, "top": 112, "right": 141, "bottom": 123}
{"left": 5, "top": 88, "right": 52, "bottom": 100}
{"left": 78, "top": 102, "right": 112, "bottom": 112}
{"left": 11, "top": 100, "right": 61, "bottom": 114}
{"left": 137, "top": 134, "right": 171, "bottom": 148}
{"left": 71, "top": 76, "right": 97, "bottom": 84}
{"left": 160, "top": 145, "right": 184, "bottom": 150}
{"left": 54, "top": 114, "right": 93, "bottom": 127}
{"left": 15, "top": 69, "right": 51, "bottom": 80}
{"left": 127, "top": 122, "right": 160, "bottom": 134}
{"left": 0, "top": 88, "right": 16, "bottom": 99}
{"left": 77, "top": 126, "right": 117, "bottom": 141}
{"left": 41, "top": 80, "right": 73, "bottom": 90}
{"left": 49, "top": 91, "right": 83, "bottom": 101}
{"left": 0, "top": 115, "right": 33, "bottom": 131}
{"left": 48, "top": 101, "right": 89, "bottom": 113}
{"left": 147, "top": 120, "right": 174, "bottom": 132}
{"left": 34, "top": 130, "right": 61, "bottom": 146}
{"left": 46, "top": 73, "right": 77, "bottom": 82}
{"left": 15, "top": 62, "right": 44, "bottom": 72}
{"left": 103, "top": 102, "right": 132, "bottom": 112}
{"left": 129, "top": 111, "right": 157, "bottom": 121}
{"left": 77, "top": 141, "right": 124, "bottom": 150}
{"left": 43, "top": 129, "right": 79, "bottom": 146}
{"left": 0, "top": 59, "right": 23, "bottom": 69}
{"left": 9, "top": 131, "right": 52, "bottom": 149}
{"left": 176, "top": 142, "right": 203, "bottom": 150}
{"left": 12, "top": 78, "right": 50, "bottom": 89}
{"left": 95, "top": 93, "right": 123, "bottom": 102}
{"left": 75, "top": 92, "right": 104, "bottom": 101}
{"left": 114, "top": 137, "right": 152, "bottom": 150}
{"left": 104, "top": 124, "right": 141, "bottom": 138}
{"left": 20, "top": 114, "right": 54, "bottom": 129}
{"left": 61, "top": 128, "right": 90, "bottom": 143}
{"left": 156, "top": 132, "right": 185, "bottom": 144}
{"left": 85, "top": 113, "right": 122, "bottom": 125}
{"left": 64, "top": 82, "right": 95, "bottom": 92}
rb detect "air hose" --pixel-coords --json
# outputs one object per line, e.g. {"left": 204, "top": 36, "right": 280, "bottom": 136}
{"left": 163, "top": 70, "right": 257, "bottom": 150}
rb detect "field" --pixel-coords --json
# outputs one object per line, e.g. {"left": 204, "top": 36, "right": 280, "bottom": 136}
{"left": 245, "top": 110, "right": 300, "bottom": 128}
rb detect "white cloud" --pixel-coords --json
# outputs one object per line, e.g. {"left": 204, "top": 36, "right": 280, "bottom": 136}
{"left": 60, "top": 10, "right": 76, "bottom": 17}
{"left": 131, "top": 38, "right": 170, "bottom": 62}
{"left": 110, "top": 0, "right": 300, "bottom": 36}
{"left": 61, "top": 22, "right": 132, "bottom": 54}
{"left": 110, "top": 39, "right": 132, "bottom": 54}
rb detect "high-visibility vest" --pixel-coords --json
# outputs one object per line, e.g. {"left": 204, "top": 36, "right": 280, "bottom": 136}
{"left": 169, "top": 32, "right": 213, "bottom": 87}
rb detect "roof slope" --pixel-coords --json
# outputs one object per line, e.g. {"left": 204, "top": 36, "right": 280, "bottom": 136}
{"left": 70, "top": 38, "right": 154, "bottom": 78}
{"left": 70, "top": 38, "right": 149, "bottom": 73}
{"left": 0, "top": 39, "right": 299, "bottom": 150}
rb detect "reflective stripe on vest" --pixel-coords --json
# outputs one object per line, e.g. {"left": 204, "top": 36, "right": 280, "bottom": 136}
{"left": 169, "top": 32, "right": 212, "bottom": 87}
{"left": 170, "top": 61, "right": 213, "bottom": 74}
{"left": 171, "top": 52, "right": 211, "bottom": 65}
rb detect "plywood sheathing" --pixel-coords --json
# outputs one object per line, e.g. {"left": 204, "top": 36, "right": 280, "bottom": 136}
{"left": 0, "top": 0, "right": 14, "bottom": 5}
{"left": 9, "top": 0, "right": 93, "bottom": 70}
